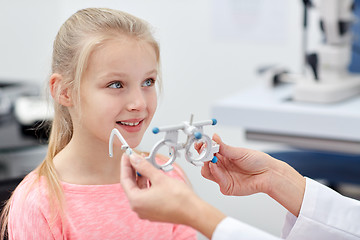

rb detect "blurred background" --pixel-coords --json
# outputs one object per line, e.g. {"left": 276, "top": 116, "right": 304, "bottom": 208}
{"left": 1, "top": 0, "right": 359, "bottom": 239}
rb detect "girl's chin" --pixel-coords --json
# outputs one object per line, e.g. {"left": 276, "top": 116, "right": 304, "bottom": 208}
{"left": 127, "top": 138, "right": 142, "bottom": 149}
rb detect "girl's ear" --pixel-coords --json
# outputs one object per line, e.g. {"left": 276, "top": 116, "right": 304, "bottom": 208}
{"left": 49, "top": 73, "right": 73, "bottom": 107}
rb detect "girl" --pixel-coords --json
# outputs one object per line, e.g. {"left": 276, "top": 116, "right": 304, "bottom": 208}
{"left": 0, "top": 8, "right": 197, "bottom": 239}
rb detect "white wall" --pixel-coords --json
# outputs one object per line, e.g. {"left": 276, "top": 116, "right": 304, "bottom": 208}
{"left": 0, "top": 0, "right": 319, "bottom": 237}
{"left": 0, "top": 0, "right": 62, "bottom": 89}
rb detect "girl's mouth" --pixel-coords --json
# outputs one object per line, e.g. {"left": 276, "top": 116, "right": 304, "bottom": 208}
{"left": 116, "top": 119, "right": 144, "bottom": 132}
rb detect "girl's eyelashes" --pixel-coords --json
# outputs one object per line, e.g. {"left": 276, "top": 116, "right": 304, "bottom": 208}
{"left": 108, "top": 81, "right": 123, "bottom": 89}
{"left": 107, "top": 78, "right": 155, "bottom": 89}
{"left": 142, "top": 78, "right": 155, "bottom": 87}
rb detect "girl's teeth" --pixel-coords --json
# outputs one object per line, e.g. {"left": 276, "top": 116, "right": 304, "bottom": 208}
{"left": 119, "top": 121, "right": 140, "bottom": 126}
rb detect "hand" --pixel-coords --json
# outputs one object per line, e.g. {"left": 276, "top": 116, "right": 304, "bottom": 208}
{"left": 200, "top": 134, "right": 306, "bottom": 216}
{"left": 120, "top": 153, "right": 191, "bottom": 223}
{"left": 120, "top": 153, "right": 225, "bottom": 238}
{"left": 199, "top": 134, "right": 276, "bottom": 196}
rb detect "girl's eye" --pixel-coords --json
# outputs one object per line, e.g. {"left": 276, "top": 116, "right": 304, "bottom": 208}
{"left": 142, "top": 78, "right": 155, "bottom": 87}
{"left": 108, "top": 82, "right": 123, "bottom": 89}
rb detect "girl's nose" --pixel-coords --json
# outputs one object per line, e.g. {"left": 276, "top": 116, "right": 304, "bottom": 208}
{"left": 126, "top": 88, "right": 146, "bottom": 111}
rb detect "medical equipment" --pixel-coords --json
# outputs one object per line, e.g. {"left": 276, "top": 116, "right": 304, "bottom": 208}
{"left": 0, "top": 80, "right": 48, "bottom": 186}
{"left": 212, "top": 1, "right": 360, "bottom": 154}
{"left": 295, "top": 0, "right": 360, "bottom": 103}
{"left": 109, "top": 128, "right": 133, "bottom": 157}
{"left": 109, "top": 115, "right": 219, "bottom": 172}
{"left": 146, "top": 116, "right": 219, "bottom": 171}
{"left": 212, "top": 84, "right": 360, "bottom": 153}
{"left": 264, "top": 0, "right": 360, "bottom": 103}
{"left": 0, "top": 82, "right": 39, "bottom": 118}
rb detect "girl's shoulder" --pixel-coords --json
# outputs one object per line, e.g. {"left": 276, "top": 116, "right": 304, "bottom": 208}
{"left": 7, "top": 172, "right": 63, "bottom": 239}
{"left": 10, "top": 171, "right": 48, "bottom": 209}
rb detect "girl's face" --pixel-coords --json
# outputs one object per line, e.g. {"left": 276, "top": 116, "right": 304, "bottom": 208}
{"left": 73, "top": 37, "right": 158, "bottom": 148}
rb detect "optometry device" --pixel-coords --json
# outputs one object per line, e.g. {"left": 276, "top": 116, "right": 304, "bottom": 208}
{"left": 109, "top": 128, "right": 133, "bottom": 157}
{"left": 109, "top": 114, "right": 219, "bottom": 172}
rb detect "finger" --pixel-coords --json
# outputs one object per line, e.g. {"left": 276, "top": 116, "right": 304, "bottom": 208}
{"left": 120, "top": 153, "right": 139, "bottom": 194}
{"left": 136, "top": 174, "right": 149, "bottom": 189}
{"left": 194, "top": 142, "right": 204, "bottom": 154}
{"left": 201, "top": 162, "right": 216, "bottom": 182}
{"left": 208, "top": 163, "right": 230, "bottom": 195}
{"left": 129, "top": 153, "right": 163, "bottom": 182}
{"left": 212, "top": 133, "right": 221, "bottom": 144}
{"left": 212, "top": 133, "right": 247, "bottom": 160}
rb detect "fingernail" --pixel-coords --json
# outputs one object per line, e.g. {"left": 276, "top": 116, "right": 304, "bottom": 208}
{"left": 126, "top": 148, "right": 133, "bottom": 156}
{"left": 130, "top": 153, "right": 142, "bottom": 164}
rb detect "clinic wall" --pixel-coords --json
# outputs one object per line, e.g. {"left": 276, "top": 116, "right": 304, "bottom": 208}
{"left": 0, "top": 0, "right": 61, "bottom": 89}
{"left": 0, "top": 0, "right": 313, "bottom": 237}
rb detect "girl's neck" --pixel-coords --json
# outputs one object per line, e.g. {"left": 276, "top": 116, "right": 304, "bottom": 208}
{"left": 53, "top": 134, "right": 124, "bottom": 185}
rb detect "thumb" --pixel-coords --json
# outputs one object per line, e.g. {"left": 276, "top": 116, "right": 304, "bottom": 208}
{"left": 213, "top": 133, "right": 246, "bottom": 160}
{"left": 129, "top": 153, "right": 162, "bottom": 181}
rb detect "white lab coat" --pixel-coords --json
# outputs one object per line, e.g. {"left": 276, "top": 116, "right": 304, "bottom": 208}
{"left": 212, "top": 178, "right": 360, "bottom": 240}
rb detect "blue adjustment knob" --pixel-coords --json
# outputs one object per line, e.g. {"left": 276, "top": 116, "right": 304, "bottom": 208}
{"left": 194, "top": 132, "right": 202, "bottom": 139}
{"left": 211, "top": 156, "right": 218, "bottom": 163}
{"left": 152, "top": 127, "right": 160, "bottom": 134}
{"left": 212, "top": 119, "right": 217, "bottom": 125}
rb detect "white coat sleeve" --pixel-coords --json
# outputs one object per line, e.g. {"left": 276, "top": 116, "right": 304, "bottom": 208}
{"left": 212, "top": 217, "right": 281, "bottom": 240}
{"left": 282, "top": 177, "right": 360, "bottom": 240}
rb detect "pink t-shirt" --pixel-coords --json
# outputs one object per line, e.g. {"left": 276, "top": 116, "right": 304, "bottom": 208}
{"left": 8, "top": 166, "right": 197, "bottom": 239}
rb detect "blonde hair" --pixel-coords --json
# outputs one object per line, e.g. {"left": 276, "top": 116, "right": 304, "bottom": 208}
{"left": 1, "top": 8, "right": 161, "bottom": 238}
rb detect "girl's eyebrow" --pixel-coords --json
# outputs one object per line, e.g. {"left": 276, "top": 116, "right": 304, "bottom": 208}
{"left": 101, "top": 69, "right": 157, "bottom": 79}
{"left": 100, "top": 72, "right": 127, "bottom": 79}
{"left": 145, "top": 69, "right": 158, "bottom": 76}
